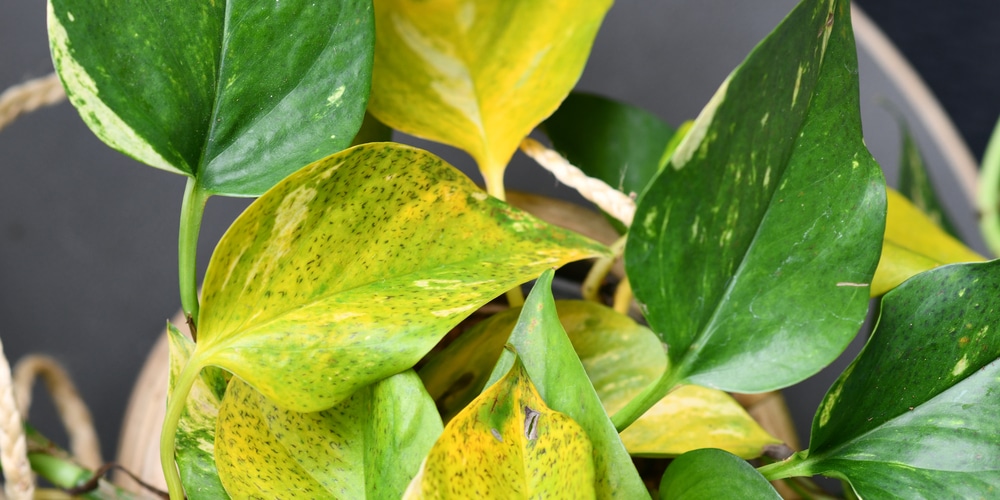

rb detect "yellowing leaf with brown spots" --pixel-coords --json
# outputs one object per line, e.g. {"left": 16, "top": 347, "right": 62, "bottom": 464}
{"left": 215, "top": 371, "right": 441, "bottom": 499}
{"left": 369, "top": 0, "right": 611, "bottom": 196}
{"left": 405, "top": 358, "right": 595, "bottom": 499}
{"left": 186, "top": 142, "right": 608, "bottom": 414}
{"left": 872, "top": 188, "right": 985, "bottom": 296}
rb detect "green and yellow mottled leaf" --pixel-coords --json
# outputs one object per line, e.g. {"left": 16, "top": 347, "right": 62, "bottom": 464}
{"left": 405, "top": 358, "right": 595, "bottom": 499}
{"left": 660, "top": 449, "right": 781, "bottom": 500}
{"left": 369, "top": 0, "right": 611, "bottom": 196}
{"left": 216, "top": 371, "right": 441, "bottom": 499}
{"left": 48, "top": 0, "right": 373, "bottom": 195}
{"left": 872, "top": 187, "right": 985, "bottom": 296}
{"left": 187, "top": 142, "right": 608, "bottom": 414}
{"left": 421, "top": 299, "right": 776, "bottom": 459}
{"left": 625, "top": 0, "right": 885, "bottom": 393}
{"left": 167, "top": 325, "right": 229, "bottom": 500}
{"left": 481, "top": 271, "right": 647, "bottom": 497}
{"left": 762, "top": 261, "right": 1000, "bottom": 498}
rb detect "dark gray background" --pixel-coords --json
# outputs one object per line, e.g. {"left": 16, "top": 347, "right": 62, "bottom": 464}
{"left": 2, "top": 1, "right": 998, "bottom": 468}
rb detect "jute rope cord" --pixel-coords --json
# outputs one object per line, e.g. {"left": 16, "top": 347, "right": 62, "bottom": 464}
{"left": 520, "top": 137, "right": 637, "bottom": 227}
{"left": 0, "top": 337, "right": 33, "bottom": 500}
{"left": 0, "top": 73, "right": 66, "bottom": 133}
{"left": 13, "top": 355, "right": 103, "bottom": 470}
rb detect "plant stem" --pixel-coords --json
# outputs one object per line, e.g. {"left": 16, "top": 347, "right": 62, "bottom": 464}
{"left": 160, "top": 359, "right": 202, "bottom": 500}
{"left": 610, "top": 367, "right": 680, "bottom": 432}
{"left": 978, "top": 116, "right": 1000, "bottom": 257}
{"left": 178, "top": 178, "right": 209, "bottom": 327}
{"left": 756, "top": 450, "right": 814, "bottom": 481}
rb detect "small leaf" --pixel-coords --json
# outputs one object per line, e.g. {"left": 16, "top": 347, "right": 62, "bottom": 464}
{"left": 216, "top": 371, "right": 441, "bottom": 499}
{"left": 48, "top": 0, "right": 374, "bottom": 195}
{"left": 369, "top": 0, "right": 611, "bottom": 192}
{"left": 897, "top": 122, "right": 960, "bottom": 237}
{"left": 482, "top": 270, "right": 648, "bottom": 497}
{"left": 872, "top": 187, "right": 985, "bottom": 296}
{"left": 420, "top": 300, "right": 777, "bottom": 459}
{"left": 167, "top": 325, "right": 230, "bottom": 500}
{"left": 660, "top": 449, "right": 781, "bottom": 500}
{"left": 625, "top": 0, "right": 885, "bottom": 392}
{"left": 191, "top": 143, "right": 608, "bottom": 413}
{"left": 769, "top": 261, "right": 1000, "bottom": 498}
{"left": 405, "top": 357, "right": 595, "bottom": 499}
{"left": 542, "top": 92, "right": 675, "bottom": 232}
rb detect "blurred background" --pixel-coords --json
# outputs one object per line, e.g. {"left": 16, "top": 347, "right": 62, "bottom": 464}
{"left": 1, "top": 0, "right": 998, "bottom": 469}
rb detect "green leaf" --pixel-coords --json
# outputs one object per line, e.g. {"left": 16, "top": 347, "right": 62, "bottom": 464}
{"left": 542, "top": 92, "right": 675, "bottom": 232}
{"left": 872, "top": 188, "right": 984, "bottom": 296}
{"left": 48, "top": 0, "right": 374, "bottom": 196}
{"left": 660, "top": 449, "right": 781, "bottom": 500}
{"left": 897, "top": 122, "right": 960, "bottom": 237}
{"left": 189, "top": 142, "right": 608, "bottom": 413}
{"left": 167, "top": 325, "right": 229, "bottom": 500}
{"left": 420, "top": 299, "right": 777, "bottom": 459}
{"left": 483, "top": 271, "right": 648, "bottom": 498}
{"left": 216, "top": 371, "right": 441, "bottom": 499}
{"left": 625, "top": 0, "right": 885, "bottom": 393}
{"left": 368, "top": 0, "right": 611, "bottom": 196}
{"left": 763, "top": 261, "right": 1000, "bottom": 498}
{"left": 405, "top": 357, "right": 595, "bottom": 499}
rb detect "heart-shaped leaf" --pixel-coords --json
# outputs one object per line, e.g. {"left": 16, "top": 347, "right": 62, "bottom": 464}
{"left": 542, "top": 92, "right": 675, "bottom": 233}
{"left": 168, "top": 325, "right": 229, "bottom": 500}
{"left": 405, "top": 357, "right": 595, "bottom": 499}
{"left": 216, "top": 371, "right": 440, "bottom": 499}
{"left": 872, "top": 187, "right": 985, "bottom": 296}
{"left": 624, "top": 0, "right": 884, "bottom": 395}
{"left": 760, "top": 261, "right": 1000, "bottom": 498}
{"left": 660, "top": 449, "right": 781, "bottom": 500}
{"left": 188, "top": 142, "right": 608, "bottom": 413}
{"left": 482, "top": 271, "right": 648, "bottom": 497}
{"left": 420, "top": 299, "right": 777, "bottom": 459}
{"left": 368, "top": 0, "right": 611, "bottom": 196}
{"left": 48, "top": 0, "right": 373, "bottom": 196}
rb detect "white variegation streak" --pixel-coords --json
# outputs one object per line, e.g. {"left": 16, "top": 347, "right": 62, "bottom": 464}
{"left": 47, "top": 3, "right": 180, "bottom": 174}
{"left": 670, "top": 76, "right": 731, "bottom": 170}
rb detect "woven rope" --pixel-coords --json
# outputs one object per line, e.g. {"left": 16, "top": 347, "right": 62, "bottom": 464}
{"left": 0, "top": 73, "right": 66, "bottom": 133}
{"left": 520, "top": 138, "right": 637, "bottom": 227}
{"left": 13, "top": 356, "right": 103, "bottom": 469}
{"left": 0, "top": 337, "right": 34, "bottom": 500}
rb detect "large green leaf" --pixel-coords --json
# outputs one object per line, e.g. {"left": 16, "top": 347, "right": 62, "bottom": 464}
{"left": 624, "top": 0, "right": 884, "bottom": 393}
{"left": 368, "top": 0, "right": 611, "bottom": 196}
{"left": 185, "top": 142, "right": 608, "bottom": 414}
{"left": 405, "top": 357, "right": 595, "bottom": 499}
{"left": 48, "top": 0, "right": 373, "bottom": 196}
{"left": 216, "top": 371, "right": 440, "bottom": 499}
{"left": 542, "top": 92, "right": 675, "bottom": 232}
{"left": 483, "top": 271, "right": 648, "bottom": 498}
{"left": 660, "top": 449, "right": 781, "bottom": 500}
{"left": 420, "top": 299, "right": 776, "bottom": 459}
{"left": 761, "top": 261, "right": 1000, "bottom": 498}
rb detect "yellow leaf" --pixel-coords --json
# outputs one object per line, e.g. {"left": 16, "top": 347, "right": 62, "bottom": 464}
{"left": 405, "top": 358, "right": 596, "bottom": 499}
{"left": 872, "top": 188, "right": 985, "bottom": 296}
{"left": 369, "top": 0, "right": 612, "bottom": 198}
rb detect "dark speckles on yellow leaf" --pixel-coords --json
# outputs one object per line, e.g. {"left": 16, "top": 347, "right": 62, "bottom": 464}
{"left": 404, "top": 358, "right": 596, "bottom": 499}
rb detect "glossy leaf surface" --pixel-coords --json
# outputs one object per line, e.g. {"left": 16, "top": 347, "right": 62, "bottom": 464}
{"left": 543, "top": 92, "right": 675, "bottom": 232}
{"left": 873, "top": 187, "right": 984, "bottom": 296}
{"left": 482, "top": 271, "right": 647, "bottom": 497}
{"left": 216, "top": 371, "right": 440, "bottom": 499}
{"left": 405, "top": 358, "right": 595, "bottom": 499}
{"left": 625, "top": 0, "right": 885, "bottom": 392}
{"left": 773, "top": 261, "right": 1000, "bottom": 498}
{"left": 168, "top": 326, "right": 229, "bottom": 500}
{"left": 190, "top": 143, "right": 608, "bottom": 413}
{"left": 420, "top": 300, "right": 776, "bottom": 458}
{"left": 660, "top": 449, "right": 781, "bottom": 500}
{"left": 48, "top": 0, "right": 373, "bottom": 196}
{"left": 369, "top": 0, "right": 611, "bottom": 191}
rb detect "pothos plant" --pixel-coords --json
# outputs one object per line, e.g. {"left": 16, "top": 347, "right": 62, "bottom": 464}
{"left": 28, "top": 0, "right": 999, "bottom": 498}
